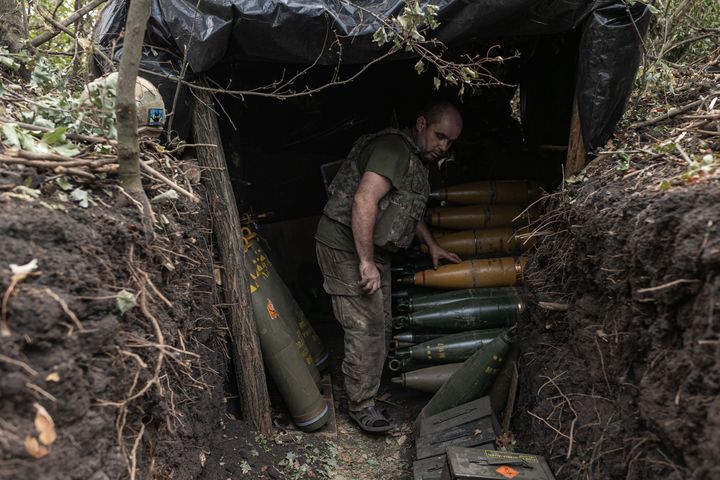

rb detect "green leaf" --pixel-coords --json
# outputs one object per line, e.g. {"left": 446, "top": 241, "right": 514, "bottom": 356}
{"left": 151, "top": 190, "right": 179, "bottom": 204}
{"left": 2, "top": 124, "right": 20, "bottom": 148}
{"left": 41, "top": 127, "right": 67, "bottom": 146}
{"left": 52, "top": 143, "right": 81, "bottom": 157}
{"left": 414, "top": 60, "right": 425, "bottom": 75}
{"left": 55, "top": 176, "right": 74, "bottom": 191}
{"left": 116, "top": 290, "right": 137, "bottom": 315}
{"left": 0, "top": 47, "right": 19, "bottom": 71}
{"left": 659, "top": 180, "right": 671, "bottom": 190}
{"left": 70, "top": 188, "right": 90, "bottom": 208}
{"left": 433, "top": 77, "right": 441, "bottom": 90}
{"left": 372, "top": 26, "right": 389, "bottom": 46}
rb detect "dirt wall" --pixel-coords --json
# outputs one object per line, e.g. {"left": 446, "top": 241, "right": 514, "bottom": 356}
{"left": 517, "top": 156, "right": 720, "bottom": 479}
{"left": 0, "top": 184, "right": 229, "bottom": 479}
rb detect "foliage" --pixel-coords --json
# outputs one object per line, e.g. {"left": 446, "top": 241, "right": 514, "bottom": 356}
{"left": 635, "top": 0, "right": 720, "bottom": 92}
{"left": 370, "top": 0, "right": 511, "bottom": 96}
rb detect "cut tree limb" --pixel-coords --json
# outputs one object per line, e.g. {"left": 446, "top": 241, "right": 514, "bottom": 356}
{"left": 192, "top": 80, "right": 272, "bottom": 435}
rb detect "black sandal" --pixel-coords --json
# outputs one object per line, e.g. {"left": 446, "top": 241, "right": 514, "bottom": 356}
{"left": 349, "top": 406, "right": 394, "bottom": 433}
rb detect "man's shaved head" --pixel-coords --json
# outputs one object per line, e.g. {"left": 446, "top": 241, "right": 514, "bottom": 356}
{"left": 420, "top": 101, "right": 462, "bottom": 127}
{"left": 414, "top": 101, "right": 463, "bottom": 163}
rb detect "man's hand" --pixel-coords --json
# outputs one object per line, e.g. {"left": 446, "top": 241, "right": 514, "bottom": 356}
{"left": 358, "top": 260, "right": 381, "bottom": 295}
{"left": 427, "top": 244, "right": 462, "bottom": 269}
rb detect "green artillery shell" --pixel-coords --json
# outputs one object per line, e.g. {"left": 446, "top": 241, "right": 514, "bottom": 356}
{"left": 245, "top": 239, "right": 329, "bottom": 431}
{"left": 429, "top": 180, "right": 543, "bottom": 205}
{"left": 394, "top": 287, "right": 522, "bottom": 314}
{"left": 392, "top": 329, "right": 507, "bottom": 363}
{"left": 391, "top": 363, "right": 463, "bottom": 393}
{"left": 398, "top": 257, "right": 527, "bottom": 290}
{"left": 393, "top": 296, "right": 523, "bottom": 331}
{"left": 252, "top": 303, "right": 329, "bottom": 432}
{"left": 420, "top": 330, "right": 515, "bottom": 419}
{"left": 246, "top": 231, "right": 328, "bottom": 374}
{"left": 426, "top": 205, "right": 537, "bottom": 230}
{"left": 420, "top": 227, "right": 535, "bottom": 257}
{"left": 393, "top": 331, "right": 447, "bottom": 344}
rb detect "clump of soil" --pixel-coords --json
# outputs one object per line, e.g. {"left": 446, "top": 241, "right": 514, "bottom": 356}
{"left": 0, "top": 176, "right": 228, "bottom": 479}
{"left": 516, "top": 84, "right": 720, "bottom": 478}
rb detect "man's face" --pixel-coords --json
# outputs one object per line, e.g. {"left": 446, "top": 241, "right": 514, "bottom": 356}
{"left": 415, "top": 111, "right": 463, "bottom": 163}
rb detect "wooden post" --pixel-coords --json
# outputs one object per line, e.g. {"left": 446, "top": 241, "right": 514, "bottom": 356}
{"left": 192, "top": 82, "right": 272, "bottom": 435}
{"left": 565, "top": 70, "right": 587, "bottom": 177}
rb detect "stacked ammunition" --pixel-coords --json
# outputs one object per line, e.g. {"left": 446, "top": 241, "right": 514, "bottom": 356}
{"left": 392, "top": 181, "right": 549, "bottom": 480}
{"left": 390, "top": 180, "right": 539, "bottom": 399}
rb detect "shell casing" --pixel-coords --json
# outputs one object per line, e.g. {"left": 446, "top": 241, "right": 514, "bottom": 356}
{"left": 244, "top": 236, "right": 322, "bottom": 386}
{"left": 393, "top": 296, "right": 523, "bottom": 331}
{"left": 420, "top": 227, "right": 535, "bottom": 257}
{"left": 393, "top": 328, "right": 507, "bottom": 363}
{"left": 395, "top": 287, "right": 522, "bottom": 314}
{"left": 255, "top": 320, "right": 329, "bottom": 432}
{"left": 392, "top": 363, "right": 463, "bottom": 393}
{"left": 420, "top": 330, "right": 515, "bottom": 418}
{"left": 244, "top": 232, "right": 328, "bottom": 376}
{"left": 429, "top": 180, "right": 543, "bottom": 205}
{"left": 405, "top": 257, "right": 527, "bottom": 290}
{"left": 244, "top": 247, "right": 329, "bottom": 431}
{"left": 426, "top": 205, "right": 538, "bottom": 230}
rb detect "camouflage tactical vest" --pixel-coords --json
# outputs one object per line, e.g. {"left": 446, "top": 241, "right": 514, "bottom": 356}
{"left": 323, "top": 128, "right": 430, "bottom": 252}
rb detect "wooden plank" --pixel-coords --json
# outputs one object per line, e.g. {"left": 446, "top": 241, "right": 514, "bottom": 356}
{"left": 565, "top": 71, "right": 587, "bottom": 177}
{"left": 192, "top": 82, "right": 272, "bottom": 435}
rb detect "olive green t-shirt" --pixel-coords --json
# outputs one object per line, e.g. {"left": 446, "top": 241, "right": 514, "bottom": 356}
{"left": 315, "top": 132, "right": 413, "bottom": 258}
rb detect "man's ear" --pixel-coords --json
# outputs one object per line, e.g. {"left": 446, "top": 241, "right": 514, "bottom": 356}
{"left": 416, "top": 115, "right": 427, "bottom": 132}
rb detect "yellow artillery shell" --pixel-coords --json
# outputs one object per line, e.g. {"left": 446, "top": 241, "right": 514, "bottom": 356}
{"left": 430, "top": 180, "right": 543, "bottom": 205}
{"left": 403, "top": 257, "right": 527, "bottom": 290}
{"left": 426, "top": 205, "right": 537, "bottom": 230}
{"left": 422, "top": 227, "right": 535, "bottom": 257}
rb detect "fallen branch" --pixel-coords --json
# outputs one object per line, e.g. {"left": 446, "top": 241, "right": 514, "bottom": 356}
{"left": 0, "top": 154, "right": 113, "bottom": 169}
{"left": 630, "top": 98, "right": 705, "bottom": 129}
{"left": 0, "top": 117, "right": 112, "bottom": 144}
{"left": 29, "top": 0, "right": 107, "bottom": 48}
{"left": 140, "top": 160, "right": 200, "bottom": 203}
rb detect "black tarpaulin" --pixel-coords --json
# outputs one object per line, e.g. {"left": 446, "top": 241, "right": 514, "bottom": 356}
{"left": 94, "top": 0, "right": 652, "bottom": 151}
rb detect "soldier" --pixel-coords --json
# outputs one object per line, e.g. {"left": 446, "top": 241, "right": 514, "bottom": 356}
{"left": 315, "top": 101, "right": 463, "bottom": 433}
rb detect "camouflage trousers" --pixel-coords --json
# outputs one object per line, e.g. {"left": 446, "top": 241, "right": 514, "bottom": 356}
{"left": 315, "top": 242, "right": 392, "bottom": 412}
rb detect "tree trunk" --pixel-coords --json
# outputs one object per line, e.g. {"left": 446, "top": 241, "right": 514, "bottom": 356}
{"left": 115, "top": 0, "right": 153, "bottom": 228}
{"left": 0, "top": 0, "right": 27, "bottom": 53}
{"left": 192, "top": 81, "right": 273, "bottom": 435}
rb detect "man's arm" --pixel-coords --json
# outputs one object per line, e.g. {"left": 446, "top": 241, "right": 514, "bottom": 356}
{"left": 415, "top": 221, "right": 462, "bottom": 269}
{"left": 352, "top": 171, "right": 393, "bottom": 295}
